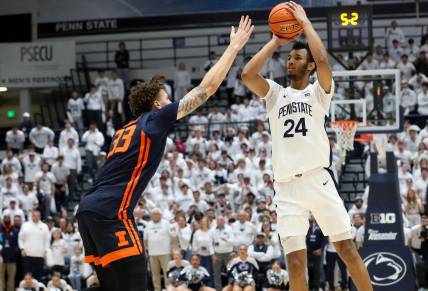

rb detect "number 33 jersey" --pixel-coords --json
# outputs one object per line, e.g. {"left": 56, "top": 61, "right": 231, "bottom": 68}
{"left": 262, "top": 79, "right": 335, "bottom": 181}
{"left": 77, "top": 102, "right": 179, "bottom": 219}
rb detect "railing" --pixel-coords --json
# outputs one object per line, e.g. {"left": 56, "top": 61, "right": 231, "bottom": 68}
{"left": 75, "top": 23, "right": 427, "bottom": 70}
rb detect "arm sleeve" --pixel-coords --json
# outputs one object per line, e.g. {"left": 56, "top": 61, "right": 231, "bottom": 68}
{"left": 145, "top": 102, "right": 179, "bottom": 137}
{"left": 314, "top": 79, "right": 335, "bottom": 114}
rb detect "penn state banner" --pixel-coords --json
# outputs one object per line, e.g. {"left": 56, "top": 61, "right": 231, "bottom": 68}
{"left": 357, "top": 153, "right": 416, "bottom": 290}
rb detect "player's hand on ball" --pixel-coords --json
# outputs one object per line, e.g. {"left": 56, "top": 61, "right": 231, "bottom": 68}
{"left": 285, "top": 1, "right": 310, "bottom": 28}
{"left": 272, "top": 34, "right": 292, "bottom": 47}
{"left": 230, "top": 15, "right": 255, "bottom": 51}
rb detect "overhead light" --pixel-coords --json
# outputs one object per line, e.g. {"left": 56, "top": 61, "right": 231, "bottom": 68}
{"left": 0, "top": 87, "right": 7, "bottom": 92}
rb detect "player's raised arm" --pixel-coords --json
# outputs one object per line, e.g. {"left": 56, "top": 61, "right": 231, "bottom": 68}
{"left": 241, "top": 35, "right": 292, "bottom": 97}
{"left": 176, "top": 16, "right": 254, "bottom": 120}
{"left": 286, "top": 1, "right": 332, "bottom": 93}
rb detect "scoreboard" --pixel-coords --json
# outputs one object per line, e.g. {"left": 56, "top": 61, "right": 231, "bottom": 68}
{"left": 327, "top": 5, "right": 373, "bottom": 52}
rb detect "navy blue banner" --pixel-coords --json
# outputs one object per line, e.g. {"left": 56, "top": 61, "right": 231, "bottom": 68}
{"left": 357, "top": 153, "right": 416, "bottom": 290}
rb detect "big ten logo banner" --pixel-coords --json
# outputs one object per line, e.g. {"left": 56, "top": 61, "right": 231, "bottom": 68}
{"left": 354, "top": 164, "right": 416, "bottom": 291}
{"left": 0, "top": 41, "right": 75, "bottom": 88}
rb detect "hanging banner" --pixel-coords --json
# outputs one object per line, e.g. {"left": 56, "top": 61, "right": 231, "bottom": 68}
{"left": 0, "top": 40, "right": 75, "bottom": 88}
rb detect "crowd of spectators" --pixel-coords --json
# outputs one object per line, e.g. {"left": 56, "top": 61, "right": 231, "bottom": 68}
{"left": 0, "top": 20, "right": 428, "bottom": 291}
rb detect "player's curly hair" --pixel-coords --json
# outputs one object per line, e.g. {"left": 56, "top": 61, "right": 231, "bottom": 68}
{"left": 128, "top": 79, "right": 164, "bottom": 117}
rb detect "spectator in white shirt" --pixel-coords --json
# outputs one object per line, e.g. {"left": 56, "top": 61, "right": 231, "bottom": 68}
{"left": 59, "top": 120, "right": 79, "bottom": 151}
{"left": 172, "top": 215, "right": 192, "bottom": 260}
{"left": 359, "top": 52, "right": 378, "bottom": 70}
{"left": 60, "top": 138, "right": 82, "bottom": 201}
{"left": 192, "top": 217, "right": 215, "bottom": 286}
{"left": 51, "top": 155, "right": 70, "bottom": 211}
{"left": 379, "top": 52, "right": 396, "bottom": 69}
{"left": 385, "top": 20, "right": 406, "bottom": 48}
{"left": 409, "top": 73, "right": 428, "bottom": 94}
{"left": 3, "top": 198, "right": 25, "bottom": 222}
{"left": 373, "top": 45, "right": 384, "bottom": 63}
{"left": 84, "top": 84, "right": 104, "bottom": 132}
{"left": 212, "top": 215, "right": 234, "bottom": 290}
{"left": 248, "top": 232, "right": 274, "bottom": 281}
{"left": 232, "top": 211, "right": 257, "bottom": 249}
{"left": 68, "top": 246, "right": 85, "bottom": 291}
{"left": 5, "top": 127, "right": 25, "bottom": 154}
{"left": 208, "top": 107, "right": 226, "bottom": 134}
{"left": 67, "top": 91, "right": 85, "bottom": 134}
{"left": 18, "top": 273, "right": 46, "bottom": 291}
{"left": 406, "top": 38, "right": 420, "bottom": 63}
{"left": 82, "top": 123, "right": 105, "bottom": 182}
{"left": 108, "top": 70, "right": 125, "bottom": 117}
{"left": 18, "top": 210, "right": 50, "bottom": 281}
{"left": 36, "top": 163, "right": 56, "bottom": 217}
{"left": 1, "top": 150, "right": 21, "bottom": 176}
{"left": 21, "top": 149, "right": 41, "bottom": 184}
{"left": 144, "top": 208, "right": 175, "bottom": 291}
{"left": 189, "top": 111, "right": 209, "bottom": 133}
{"left": 267, "top": 51, "right": 286, "bottom": 84}
{"left": 42, "top": 140, "right": 58, "bottom": 166}
{"left": 397, "top": 54, "right": 416, "bottom": 81}
{"left": 0, "top": 177, "right": 18, "bottom": 211}
{"left": 388, "top": 39, "right": 403, "bottom": 64}
{"left": 418, "top": 82, "right": 428, "bottom": 115}
{"left": 48, "top": 228, "right": 68, "bottom": 275}
{"left": 18, "top": 184, "right": 38, "bottom": 218}
{"left": 401, "top": 81, "right": 417, "bottom": 115}
{"left": 29, "top": 122, "right": 55, "bottom": 154}
{"left": 174, "top": 62, "right": 192, "bottom": 101}
{"left": 227, "top": 60, "right": 240, "bottom": 105}
{"left": 47, "top": 272, "right": 74, "bottom": 291}
{"left": 94, "top": 69, "right": 110, "bottom": 102}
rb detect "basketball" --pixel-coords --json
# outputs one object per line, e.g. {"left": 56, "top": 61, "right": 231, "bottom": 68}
{"left": 268, "top": 2, "right": 303, "bottom": 39}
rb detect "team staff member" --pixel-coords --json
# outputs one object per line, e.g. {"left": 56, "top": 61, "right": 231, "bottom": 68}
{"left": 76, "top": 16, "right": 254, "bottom": 291}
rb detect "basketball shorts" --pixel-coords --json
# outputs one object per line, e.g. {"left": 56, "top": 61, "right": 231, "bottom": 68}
{"left": 273, "top": 167, "right": 352, "bottom": 249}
{"left": 77, "top": 211, "right": 144, "bottom": 268}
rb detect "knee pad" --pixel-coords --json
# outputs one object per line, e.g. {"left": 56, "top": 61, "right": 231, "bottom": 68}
{"left": 280, "top": 235, "right": 306, "bottom": 255}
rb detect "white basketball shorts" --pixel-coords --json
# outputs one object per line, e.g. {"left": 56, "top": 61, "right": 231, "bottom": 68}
{"left": 273, "top": 167, "right": 352, "bottom": 250}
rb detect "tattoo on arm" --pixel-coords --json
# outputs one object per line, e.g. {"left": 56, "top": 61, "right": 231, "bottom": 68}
{"left": 176, "top": 86, "right": 209, "bottom": 120}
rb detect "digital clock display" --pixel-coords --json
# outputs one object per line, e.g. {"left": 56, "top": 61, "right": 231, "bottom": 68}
{"left": 340, "top": 12, "right": 359, "bottom": 26}
{"left": 327, "top": 5, "right": 373, "bottom": 52}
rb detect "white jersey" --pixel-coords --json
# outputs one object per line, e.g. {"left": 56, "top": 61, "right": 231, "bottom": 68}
{"left": 263, "top": 79, "right": 334, "bottom": 181}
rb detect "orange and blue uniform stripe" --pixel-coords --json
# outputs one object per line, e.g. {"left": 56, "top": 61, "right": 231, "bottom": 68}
{"left": 77, "top": 101, "right": 179, "bottom": 267}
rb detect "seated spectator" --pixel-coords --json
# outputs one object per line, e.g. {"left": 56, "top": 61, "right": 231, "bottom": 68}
{"left": 379, "top": 52, "right": 396, "bottom": 69}
{"left": 18, "top": 272, "right": 46, "bottom": 291}
{"left": 397, "top": 54, "right": 416, "bottom": 81}
{"left": 401, "top": 81, "right": 417, "bottom": 114}
{"left": 406, "top": 38, "right": 420, "bottom": 63}
{"left": 226, "top": 244, "right": 258, "bottom": 291}
{"left": 359, "top": 52, "right": 378, "bottom": 70}
{"left": 47, "top": 272, "right": 73, "bottom": 291}
{"left": 166, "top": 250, "right": 190, "bottom": 291}
{"left": 389, "top": 39, "right": 403, "bottom": 64}
{"left": 177, "top": 255, "right": 214, "bottom": 291}
{"left": 266, "top": 261, "right": 289, "bottom": 291}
